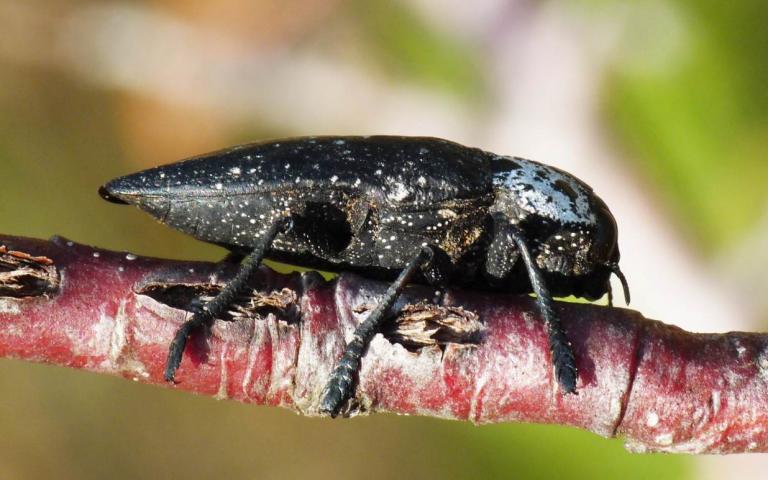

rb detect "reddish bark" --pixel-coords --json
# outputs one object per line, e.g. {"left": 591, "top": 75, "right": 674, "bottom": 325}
{"left": 1, "top": 234, "right": 766, "bottom": 454}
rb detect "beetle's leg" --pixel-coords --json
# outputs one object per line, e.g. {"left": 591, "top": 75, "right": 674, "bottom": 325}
{"left": 164, "top": 218, "right": 292, "bottom": 382}
{"left": 484, "top": 214, "right": 520, "bottom": 283}
{"left": 220, "top": 249, "right": 248, "bottom": 265}
{"left": 492, "top": 213, "right": 578, "bottom": 394}
{"left": 431, "top": 288, "right": 446, "bottom": 305}
{"left": 418, "top": 246, "right": 451, "bottom": 305}
{"left": 182, "top": 248, "right": 252, "bottom": 316}
{"left": 319, "top": 246, "right": 434, "bottom": 417}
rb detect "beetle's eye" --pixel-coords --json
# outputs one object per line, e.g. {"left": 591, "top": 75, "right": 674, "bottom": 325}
{"left": 591, "top": 199, "right": 618, "bottom": 262}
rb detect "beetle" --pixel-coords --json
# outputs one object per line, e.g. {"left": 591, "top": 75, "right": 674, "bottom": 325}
{"left": 99, "top": 136, "right": 629, "bottom": 416}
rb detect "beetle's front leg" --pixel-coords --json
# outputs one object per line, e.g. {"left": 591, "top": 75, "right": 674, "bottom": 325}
{"left": 164, "top": 217, "right": 293, "bottom": 382}
{"left": 319, "top": 246, "right": 435, "bottom": 417}
{"left": 489, "top": 213, "right": 578, "bottom": 394}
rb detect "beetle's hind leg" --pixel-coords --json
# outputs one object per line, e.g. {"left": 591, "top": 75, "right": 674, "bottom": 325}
{"left": 491, "top": 213, "right": 578, "bottom": 394}
{"left": 220, "top": 249, "right": 248, "bottom": 265}
{"left": 320, "top": 246, "right": 434, "bottom": 417}
{"left": 164, "top": 218, "right": 292, "bottom": 382}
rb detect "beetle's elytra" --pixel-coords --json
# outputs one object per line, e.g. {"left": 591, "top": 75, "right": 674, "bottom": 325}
{"left": 100, "top": 136, "right": 629, "bottom": 415}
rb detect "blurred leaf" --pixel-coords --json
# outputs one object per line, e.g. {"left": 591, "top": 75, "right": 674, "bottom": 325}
{"left": 462, "top": 423, "right": 690, "bottom": 480}
{"left": 605, "top": 0, "right": 768, "bottom": 252}
{"left": 349, "top": 0, "right": 488, "bottom": 102}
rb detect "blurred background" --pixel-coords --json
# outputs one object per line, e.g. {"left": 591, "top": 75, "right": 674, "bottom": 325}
{"left": 0, "top": 0, "right": 766, "bottom": 478}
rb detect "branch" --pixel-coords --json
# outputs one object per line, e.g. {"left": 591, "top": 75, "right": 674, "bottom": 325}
{"left": 1, "top": 234, "right": 766, "bottom": 454}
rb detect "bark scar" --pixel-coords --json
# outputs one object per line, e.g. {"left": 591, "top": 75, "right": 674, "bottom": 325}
{"left": 137, "top": 282, "right": 299, "bottom": 322}
{"left": 355, "top": 302, "right": 485, "bottom": 351}
{"left": 0, "top": 245, "right": 59, "bottom": 297}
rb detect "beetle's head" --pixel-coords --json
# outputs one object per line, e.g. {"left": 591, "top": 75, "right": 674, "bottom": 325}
{"left": 534, "top": 196, "right": 629, "bottom": 303}
{"left": 489, "top": 155, "right": 630, "bottom": 303}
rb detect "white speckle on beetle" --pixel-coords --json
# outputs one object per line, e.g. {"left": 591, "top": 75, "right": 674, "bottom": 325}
{"left": 125, "top": 253, "right": 137, "bottom": 261}
{"left": 92, "top": 252, "right": 100, "bottom": 258}
{"left": 215, "top": 183, "right": 223, "bottom": 190}
{"left": 493, "top": 155, "right": 595, "bottom": 224}
{"left": 388, "top": 183, "right": 409, "bottom": 201}
{"left": 330, "top": 175, "right": 339, "bottom": 183}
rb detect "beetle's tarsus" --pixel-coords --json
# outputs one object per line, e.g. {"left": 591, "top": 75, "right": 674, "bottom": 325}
{"left": 164, "top": 312, "right": 208, "bottom": 382}
{"left": 164, "top": 218, "right": 290, "bottom": 382}
{"left": 319, "top": 246, "right": 433, "bottom": 417}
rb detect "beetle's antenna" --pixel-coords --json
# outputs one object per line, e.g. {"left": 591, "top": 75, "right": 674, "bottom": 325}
{"left": 606, "top": 282, "right": 614, "bottom": 307}
{"left": 609, "top": 263, "right": 630, "bottom": 305}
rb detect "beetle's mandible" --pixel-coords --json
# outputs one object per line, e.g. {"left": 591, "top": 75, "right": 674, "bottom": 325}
{"left": 99, "top": 136, "right": 630, "bottom": 416}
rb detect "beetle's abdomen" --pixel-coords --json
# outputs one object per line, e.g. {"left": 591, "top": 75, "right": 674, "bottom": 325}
{"left": 100, "top": 136, "right": 498, "bottom": 251}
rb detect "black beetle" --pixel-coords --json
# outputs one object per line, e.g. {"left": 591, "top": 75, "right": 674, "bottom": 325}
{"left": 99, "top": 136, "right": 629, "bottom": 416}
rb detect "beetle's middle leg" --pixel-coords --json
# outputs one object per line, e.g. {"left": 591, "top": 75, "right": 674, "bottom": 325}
{"left": 488, "top": 213, "right": 578, "bottom": 394}
{"left": 164, "top": 217, "right": 292, "bottom": 382}
{"left": 319, "top": 246, "right": 434, "bottom": 417}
